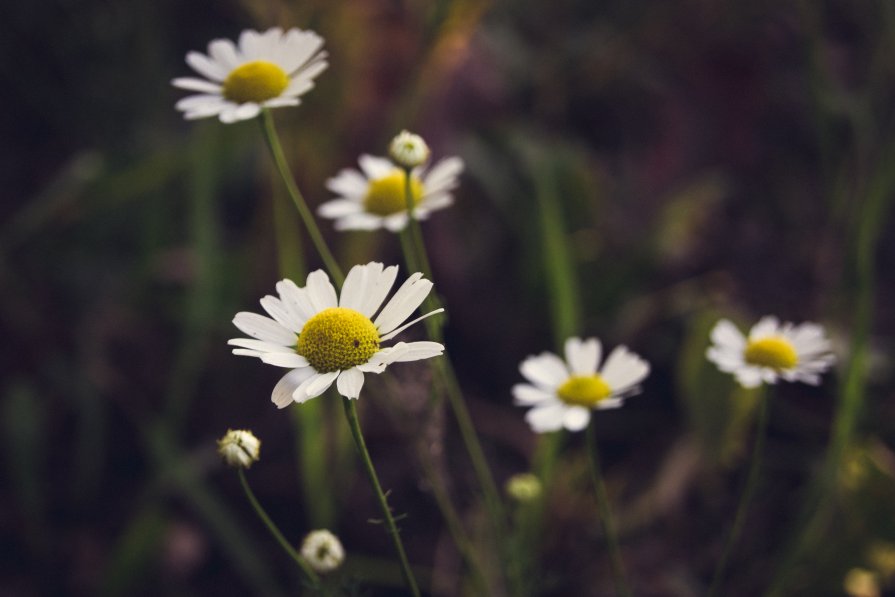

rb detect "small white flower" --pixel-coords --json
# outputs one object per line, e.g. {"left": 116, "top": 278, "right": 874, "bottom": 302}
{"left": 229, "top": 262, "right": 444, "bottom": 407}
{"left": 389, "top": 130, "right": 430, "bottom": 168}
{"left": 706, "top": 316, "right": 835, "bottom": 388}
{"left": 513, "top": 337, "right": 650, "bottom": 433}
{"left": 172, "top": 27, "right": 328, "bottom": 123}
{"left": 217, "top": 429, "right": 261, "bottom": 469}
{"left": 318, "top": 154, "right": 464, "bottom": 232}
{"left": 300, "top": 529, "right": 345, "bottom": 573}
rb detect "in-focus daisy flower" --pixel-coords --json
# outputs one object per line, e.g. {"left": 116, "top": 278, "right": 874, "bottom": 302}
{"left": 389, "top": 130, "right": 430, "bottom": 168}
{"left": 300, "top": 529, "right": 345, "bottom": 573}
{"left": 318, "top": 154, "right": 464, "bottom": 232}
{"left": 513, "top": 337, "right": 650, "bottom": 433}
{"left": 217, "top": 429, "right": 261, "bottom": 469}
{"left": 706, "top": 317, "right": 835, "bottom": 388}
{"left": 172, "top": 27, "right": 328, "bottom": 123}
{"left": 229, "top": 262, "right": 444, "bottom": 407}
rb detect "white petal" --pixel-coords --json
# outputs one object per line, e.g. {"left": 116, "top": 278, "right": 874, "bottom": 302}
{"left": 280, "top": 29, "right": 324, "bottom": 73}
{"left": 272, "top": 369, "right": 315, "bottom": 408}
{"left": 418, "top": 193, "right": 453, "bottom": 213}
{"left": 596, "top": 397, "right": 625, "bottom": 410}
{"left": 276, "top": 279, "right": 316, "bottom": 324}
{"left": 326, "top": 169, "right": 369, "bottom": 198}
{"left": 233, "top": 103, "right": 261, "bottom": 120}
{"left": 171, "top": 77, "right": 222, "bottom": 93}
{"left": 176, "top": 94, "right": 225, "bottom": 110}
{"left": 749, "top": 316, "right": 780, "bottom": 340}
{"left": 422, "top": 157, "right": 464, "bottom": 193}
{"left": 707, "top": 346, "right": 745, "bottom": 372}
{"left": 374, "top": 273, "right": 433, "bottom": 334}
{"left": 334, "top": 213, "right": 385, "bottom": 230}
{"left": 563, "top": 407, "right": 591, "bottom": 431}
{"left": 600, "top": 346, "right": 650, "bottom": 393}
{"left": 734, "top": 367, "right": 765, "bottom": 388}
{"left": 259, "top": 296, "right": 303, "bottom": 333}
{"left": 382, "top": 341, "right": 444, "bottom": 362}
{"left": 378, "top": 308, "right": 443, "bottom": 341}
{"left": 360, "top": 265, "right": 399, "bottom": 318}
{"left": 185, "top": 51, "right": 227, "bottom": 81}
{"left": 233, "top": 311, "right": 296, "bottom": 344}
{"left": 340, "top": 262, "right": 379, "bottom": 311}
{"left": 305, "top": 270, "right": 338, "bottom": 311}
{"left": 228, "top": 338, "right": 294, "bottom": 353}
{"left": 383, "top": 213, "right": 410, "bottom": 232}
{"left": 208, "top": 38, "right": 241, "bottom": 70}
{"left": 239, "top": 29, "right": 265, "bottom": 60}
{"left": 565, "top": 337, "right": 601, "bottom": 375}
{"left": 525, "top": 404, "right": 567, "bottom": 433}
{"left": 336, "top": 368, "right": 365, "bottom": 399}
{"left": 710, "top": 319, "right": 746, "bottom": 351}
{"left": 318, "top": 199, "right": 362, "bottom": 218}
{"left": 512, "top": 384, "right": 554, "bottom": 406}
{"left": 259, "top": 352, "right": 310, "bottom": 368}
{"left": 519, "top": 352, "right": 569, "bottom": 389}
{"left": 358, "top": 155, "right": 396, "bottom": 180}
{"left": 261, "top": 97, "right": 300, "bottom": 108}
{"left": 295, "top": 370, "right": 339, "bottom": 402}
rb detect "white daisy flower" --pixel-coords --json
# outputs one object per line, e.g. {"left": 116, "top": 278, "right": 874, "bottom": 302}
{"left": 300, "top": 529, "right": 345, "bottom": 573}
{"left": 172, "top": 27, "right": 328, "bottom": 123}
{"left": 706, "top": 316, "right": 835, "bottom": 388}
{"left": 513, "top": 337, "right": 650, "bottom": 433}
{"left": 318, "top": 154, "right": 464, "bottom": 232}
{"left": 229, "top": 262, "right": 445, "bottom": 407}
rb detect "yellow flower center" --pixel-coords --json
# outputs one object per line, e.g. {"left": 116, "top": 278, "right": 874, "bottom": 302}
{"left": 296, "top": 307, "right": 380, "bottom": 373}
{"left": 744, "top": 336, "right": 798, "bottom": 370}
{"left": 222, "top": 60, "right": 289, "bottom": 103}
{"left": 363, "top": 171, "right": 424, "bottom": 216}
{"left": 556, "top": 374, "right": 612, "bottom": 407}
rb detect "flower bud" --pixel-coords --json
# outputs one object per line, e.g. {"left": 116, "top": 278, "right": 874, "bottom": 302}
{"left": 505, "top": 472, "right": 542, "bottom": 502}
{"left": 389, "top": 130, "right": 430, "bottom": 168}
{"left": 300, "top": 529, "right": 345, "bottom": 573}
{"left": 217, "top": 429, "right": 260, "bottom": 469}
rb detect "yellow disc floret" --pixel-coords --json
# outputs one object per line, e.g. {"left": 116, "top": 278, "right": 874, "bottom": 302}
{"left": 297, "top": 308, "right": 380, "bottom": 373}
{"left": 556, "top": 374, "right": 612, "bottom": 407}
{"left": 223, "top": 61, "right": 289, "bottom": 103}
{"left": 363, "top": 171, "right": 424, "bottom": 216}
{"left": 744, "top": 336, "right": 798, "bottom": 370}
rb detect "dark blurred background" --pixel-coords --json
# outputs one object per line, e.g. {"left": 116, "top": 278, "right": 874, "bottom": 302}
{"left": 2, "top": 0, "right": 894, "bottom": 595}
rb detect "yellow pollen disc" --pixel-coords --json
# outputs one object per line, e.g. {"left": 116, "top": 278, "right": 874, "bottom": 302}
{"left": 743, "top": 336, "right": 798, "bottom": 370}
{"left": 363, "top": 171, "right": 424, "bottom": 216}
{"left": 222, "top": 61, "right": 289, "bottom": 103}
{"left": 296, "top": 307, "right": 380, "bottom": 373}
{"left": 556, "top": 375, "right": 612, "bottom": 408}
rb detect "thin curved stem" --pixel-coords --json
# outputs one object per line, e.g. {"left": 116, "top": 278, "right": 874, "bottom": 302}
{"left": 259, "top": 109, "right": 344, "bottom": 286}
{"left": 707, "top": 394, "right": 770, "bottom": 597}
{"left": 342, "top": 398, "right": 420, "bottom": 597}
{"left": 402, "top": 169, "right": 434, "bottom": 281}
{"left": 237, "top": 469, "right": 322, "bottom": 591}
{"left": 586, "top": 423, "right": 632, "bottom": 597}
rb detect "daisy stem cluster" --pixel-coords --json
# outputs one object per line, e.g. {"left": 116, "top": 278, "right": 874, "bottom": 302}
{"left": 259, "top": 109, "right": 344, "bottom": 286}
{"left": 707, "top": 392, "right": 769, "bottom": 597}
{"left": 341, "top": 397, "right": 420, "bottom": 597}
{"left": 585, "top": 422, "right": 632, "bottom": 597}
{"left": 237, "top": 469, "right": 322, "bottom": 590}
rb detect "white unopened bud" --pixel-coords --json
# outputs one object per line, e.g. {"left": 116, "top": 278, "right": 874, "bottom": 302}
{"left": 300, "top": 529, "right": 345, "bottom": 573}
{"left": 389, "top": 130, "right": 430, "bottom": 168}
{"left": 217, "top": 429, "right": 260, "bottom": 469}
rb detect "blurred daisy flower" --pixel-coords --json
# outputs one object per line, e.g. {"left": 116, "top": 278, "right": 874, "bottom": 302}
{"left": 172, "top": 27, "right": 328, "bottom": 123}
{"left": 318, "top": 154, "right": 464, "bottom": 232}
{"left": 514, "top": 337, "right": 650, "bottom": 433}
{"left": 300, "top": 529, "right": 345, "bottom": 573}
{"left": 706, "top": 317, "right": 835, "bottom": 388}
{"left": 229, "top": 262, "right": 444, "bottom": 407}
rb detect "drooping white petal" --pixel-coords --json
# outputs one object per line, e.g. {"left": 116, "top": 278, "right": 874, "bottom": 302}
{"left": 565, "top": 337, "right": 601, "bottom": 375}
{"left": 381, "top": 341, "right": 444, "bottom": 362}
{"left": 272, "top": 368, "right": 316, "bottom": 408}
{"left": 292, "top": 370, "right": 339, "bottom": 403}
{"left": 233, "top": 311, "right": 296, "bottom": 344}
{"left": 259, "top": 352, "right": 310, "bottom": 368}
{"left": 563, "top": 407, "right": 591, "bottom": 431}
{"left": 525, "top": 404, "right": 567, "bottom": 433}
{"left": 336, "top": 368, "right": 365, "bottom": 399}
{"left": 519, "top": 352, "right": 569, "bottom": 389}
{"left": 378, "top": 309, "right": 443, "bottom": 341}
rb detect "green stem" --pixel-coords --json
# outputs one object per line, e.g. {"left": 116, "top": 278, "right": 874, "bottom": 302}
{"left": 341, "top": 398, "right": 420, "bottom": 596}
{"left": 258, "top": 109, "right": 344, "bottom": 286}
{"left": 707, "top": 394, "right": 769, "bottom": 597}
{"left": 586, "top": 423, "right": 632, "bottom": 597}
{"left": 402, "top": 168, "right": 434, "bottom": 281}
{"left": 237, "top": 469, "right": 322, "bottom": 590}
